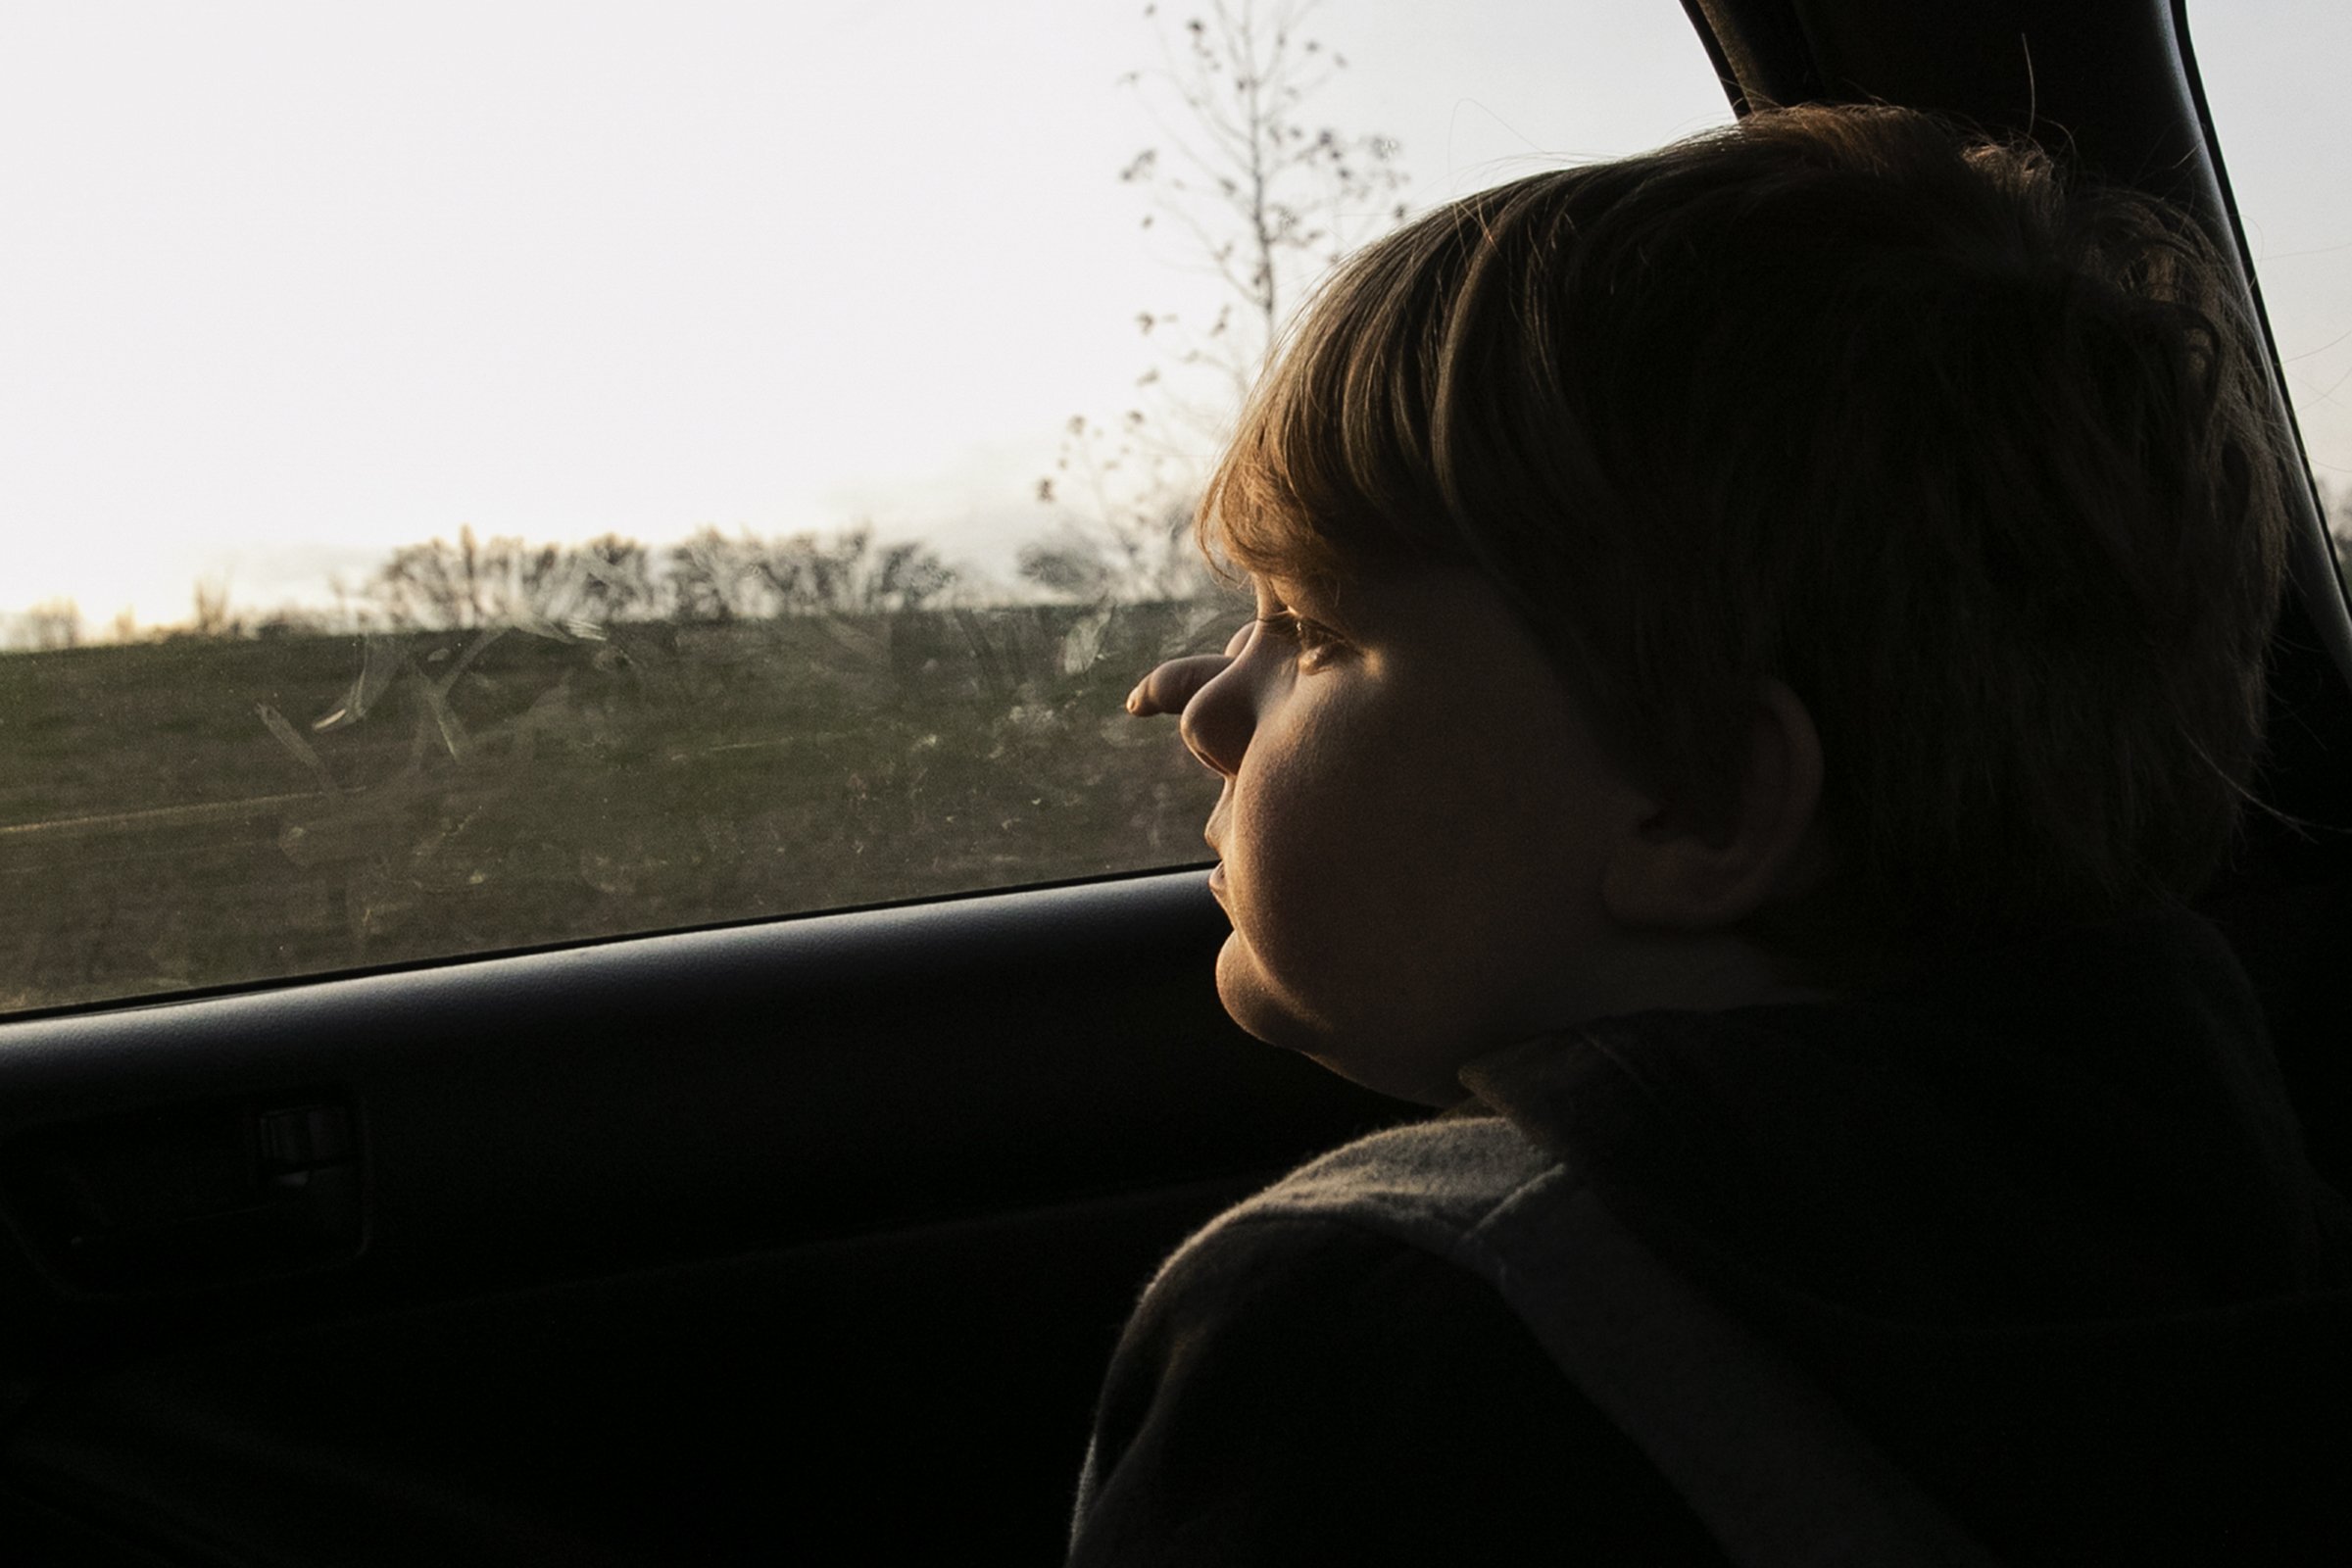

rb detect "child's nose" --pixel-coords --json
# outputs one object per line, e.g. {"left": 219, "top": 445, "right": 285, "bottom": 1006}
{"left": 1179, "top": 659, "right": 1253, "bottom": 778}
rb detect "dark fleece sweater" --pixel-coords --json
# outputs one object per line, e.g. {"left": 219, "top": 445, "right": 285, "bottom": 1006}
{"left": 1067, "top": 909, "right": 2352, "bottom": 1565}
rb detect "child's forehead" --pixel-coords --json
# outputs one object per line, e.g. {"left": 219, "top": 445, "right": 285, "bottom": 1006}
{"left": 1258, "top": 563, "right": 1497, "bottom": 625}
{"left": 1250, "top": 565, "right": 1370, "bottom": 616}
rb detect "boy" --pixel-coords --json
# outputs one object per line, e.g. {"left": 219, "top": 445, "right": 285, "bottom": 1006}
{"left": 1068, "top": 106, "right": 2352, "bottom": 1563}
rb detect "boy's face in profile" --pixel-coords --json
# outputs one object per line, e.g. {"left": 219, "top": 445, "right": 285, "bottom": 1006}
{"left": 1136, "top": 564, "right": 1660, "bottom": 1105}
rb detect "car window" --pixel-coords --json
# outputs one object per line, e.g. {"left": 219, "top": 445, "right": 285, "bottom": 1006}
{"left": 2187, "top": 0, "right": 2352, "bottom": 594}
{"left": 0, "top": 2, "right": 1734, "bottom": 1013}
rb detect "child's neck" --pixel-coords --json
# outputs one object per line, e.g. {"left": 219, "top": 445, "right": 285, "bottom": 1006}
{"left": 1583, "top": 932, "right": 1835, "bottom": 1023}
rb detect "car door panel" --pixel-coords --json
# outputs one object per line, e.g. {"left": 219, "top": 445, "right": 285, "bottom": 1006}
{"left": 0, "top": 872, "right": 1408, "bottom": 1563}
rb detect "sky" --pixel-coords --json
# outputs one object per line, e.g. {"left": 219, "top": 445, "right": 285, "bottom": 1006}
{"left": 2194, "top": 0, "right": 2352, "bottom": 496}
{"left": 1, "top": 1, "right": 2344, "bottom": 635}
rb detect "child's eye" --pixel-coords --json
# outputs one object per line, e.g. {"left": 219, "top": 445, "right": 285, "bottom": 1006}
{"left": 1257, "top": 610, "right": 1347, "bottom": 667}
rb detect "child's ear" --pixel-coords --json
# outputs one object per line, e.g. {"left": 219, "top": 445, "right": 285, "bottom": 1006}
{"left": 1600, "top": 680, "right": 1827, "bottom": 932}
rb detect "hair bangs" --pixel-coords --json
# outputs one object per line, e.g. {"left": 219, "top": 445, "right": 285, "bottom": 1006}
{"left": 1197, "top": 232, "right": 1468, "bottom": 588}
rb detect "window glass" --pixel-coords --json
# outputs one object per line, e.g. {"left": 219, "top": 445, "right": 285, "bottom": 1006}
{"left": 2187, "top": 0, "right": 2352, "bottom": 593}
{"left": 0, "top": 1, "right": 1732, "bottom": 1012}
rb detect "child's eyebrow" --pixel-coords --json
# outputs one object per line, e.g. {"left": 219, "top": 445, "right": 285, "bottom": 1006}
{"left": 1264, "top": 575, "right": 1358, "bottom": 630}
{"left": 1257, "top": 571, "right": 1326, "bottom": 611}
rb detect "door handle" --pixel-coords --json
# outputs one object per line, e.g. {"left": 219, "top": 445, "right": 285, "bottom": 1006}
{"left": 2, "top": 1094, "right": 363, "bottom": 1291}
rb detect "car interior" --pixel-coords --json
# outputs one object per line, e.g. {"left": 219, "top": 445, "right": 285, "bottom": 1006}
{"left": 3, "top": 0, "right": 2347, "bottom": 1562}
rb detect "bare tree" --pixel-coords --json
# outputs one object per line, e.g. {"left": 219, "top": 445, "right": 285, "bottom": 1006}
{"left": 1023, "top": 417, "right": 1202, "bottom": 603}
{"left": 763, "top": 526, "right": 955, "bottom": 616}
{"left": 569, "top": 534, "right": 660, "bottom": 623}
{"left": 662, "top": 524, "right": 956, "bottom": 622}
{"left": 191, "top": 576, "right": 236, "bottom": 638}
{"left": 662, "top": 528, "right": 774, "bottom": 623}
{"left": 365, "top": 526, "right": 661, "bottom": 633}
{"left": 21, "top": 598, "right": 82, "bottom": 651}
{"left": 368, "top": 525, "right": 499, "bottom": 629}
{"left": 1123, "top": 0, "right": 1408, "bottom": 392}
{"left": 351, "top": 522, "right": 947, "bottom": 630}
{"left": 1024, "top": 0, "right": 1407, "bottom": 604}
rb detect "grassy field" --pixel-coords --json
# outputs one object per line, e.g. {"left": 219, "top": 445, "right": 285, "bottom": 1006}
{"left": 0, "top": 600, "right": 1237, "bottom": 1013}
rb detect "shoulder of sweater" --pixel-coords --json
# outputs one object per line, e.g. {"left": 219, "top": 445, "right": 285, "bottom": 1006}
{"left": 1140, "top": 1112, "right": 1570, "bottom": 1301}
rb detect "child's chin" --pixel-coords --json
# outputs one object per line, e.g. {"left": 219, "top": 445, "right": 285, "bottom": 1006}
{"left": 1214, "top": 943, "right": 1460, "bottom": 1105}
{"left": 1212, "top": 939, "right": 1320, "bottom": 1054}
